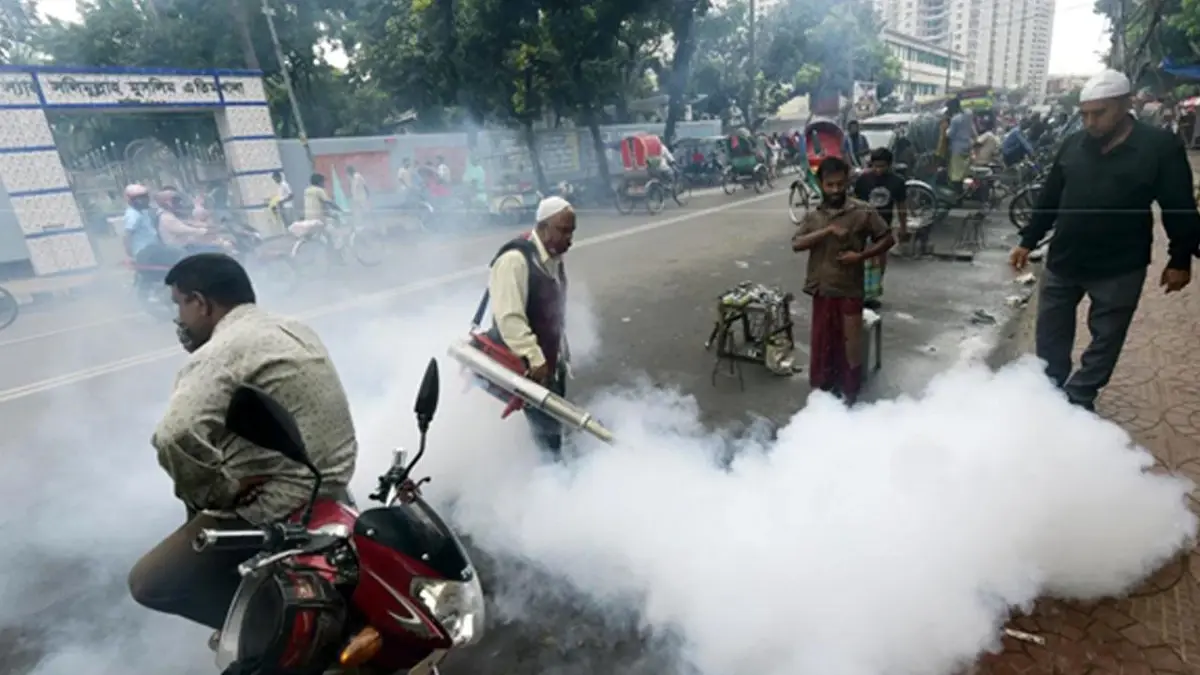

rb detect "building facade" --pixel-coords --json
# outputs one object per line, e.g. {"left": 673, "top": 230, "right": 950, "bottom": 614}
{"left": 881, "top": 29, "right": 967, "bottom": 100}
{"left": 875, "top": 0, "right": 1054, "bottom": 101}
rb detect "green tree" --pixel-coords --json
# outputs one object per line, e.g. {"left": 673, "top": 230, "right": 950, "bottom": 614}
{"left": 0, "top": 0, "right": 41, "bottom": 64}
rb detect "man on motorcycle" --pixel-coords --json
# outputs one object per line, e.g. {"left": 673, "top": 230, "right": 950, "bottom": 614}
{"left": 123, "top": 184, "right": 172, "bottom": 274}
{"left": 484, "top": 196, "right": 575, "bottom": 456}
{"left": 128, "top": 252, "right": 358, "bottom": 632}
{"left": 155, "top": 188, "right": 221, "bottom": 254}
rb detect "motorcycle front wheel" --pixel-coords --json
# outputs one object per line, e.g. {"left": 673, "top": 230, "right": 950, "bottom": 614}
{"left": 0, "top": 286, "right": 18, "bottom": 330}
{"left": 646, "top": 181, "right": 667, "bottom": 214}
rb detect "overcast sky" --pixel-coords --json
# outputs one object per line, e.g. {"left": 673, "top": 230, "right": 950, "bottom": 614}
{"left": 37, "top": 0, "right": 1107, "bottom": 76}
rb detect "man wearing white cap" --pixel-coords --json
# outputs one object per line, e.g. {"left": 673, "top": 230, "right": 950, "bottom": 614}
{"left": 473, "top": 196, "right": 576, "bottom": 455}
{"left": 1011, "top": 69, "right": 1200, "bottom": 412}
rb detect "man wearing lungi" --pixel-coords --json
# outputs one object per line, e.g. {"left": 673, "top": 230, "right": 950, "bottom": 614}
{"left": 793, "top": 157, "right": 895, "bottom": 404}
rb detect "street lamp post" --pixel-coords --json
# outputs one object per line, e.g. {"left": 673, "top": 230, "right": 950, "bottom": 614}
{"left": 261, "top": 0, "right": 314, "bottom": 167}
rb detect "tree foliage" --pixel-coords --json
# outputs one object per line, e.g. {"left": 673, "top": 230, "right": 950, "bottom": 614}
{"left": 15, "top": 0, "right": 900, "bottom": 162}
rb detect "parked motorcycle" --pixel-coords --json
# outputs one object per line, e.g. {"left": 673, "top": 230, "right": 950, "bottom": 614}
{"left": 195, "top": 358, "right": 485, "bottom": 675}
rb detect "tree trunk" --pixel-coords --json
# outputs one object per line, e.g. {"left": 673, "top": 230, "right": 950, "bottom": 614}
{"left": 582, "top": 106, "right": 612, "bottom": 192}
{"left": 521, "top": 120, "right": 549, "bottom": 193}
{"left": 663, "top": 1, "right": 700, "bottom": 145}
{"left": 228, "top": 0, "right": 260, "bottom": 70}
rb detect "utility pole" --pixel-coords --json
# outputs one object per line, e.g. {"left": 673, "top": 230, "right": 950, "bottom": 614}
{"left": 943, "top": 13, "right": 953, "bottom": 95}
{"left": 746, "top": 0, "right": 756, "bottom": 128}
{"left": 1112, "top": 0, "right": 1128, "bottom": 74}
{"left": 262, "top": 0, "right": 313, "bottom": 166}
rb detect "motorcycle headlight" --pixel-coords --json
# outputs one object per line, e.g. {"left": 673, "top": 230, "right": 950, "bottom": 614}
{"left": 410, "top": 573, "right": 486, "bottom": 646}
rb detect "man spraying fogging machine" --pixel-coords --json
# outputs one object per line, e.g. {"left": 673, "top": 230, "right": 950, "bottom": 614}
{"left": 452, "top": 196, "right": 614, "bottom": 456}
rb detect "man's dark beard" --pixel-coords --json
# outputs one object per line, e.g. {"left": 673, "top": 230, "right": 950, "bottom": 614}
{"left": 823, "top": 192, "right": 847, "bottom": 208}
{"left": 175, "top": 320, "right": 204, "bottom": 353}
{"left": 1083, "top": 116, "right": 1132, "bottom": 152}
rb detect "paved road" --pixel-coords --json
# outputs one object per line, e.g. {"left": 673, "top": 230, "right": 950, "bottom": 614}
{"left": 0, "top": 185, "right": 1025, "bottom": 675}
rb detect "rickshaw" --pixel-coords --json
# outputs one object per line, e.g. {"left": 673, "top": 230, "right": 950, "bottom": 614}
{"left": 786, "top": 118, "right": 852, "bottom": 223}
{"left": 675, "top": 135, "right": 725, "bottom": 187}
{"left": 614, "top": 133, "right": 675, "bottom": 214}
{"left": 720, "top": 129, "right": 771, "bottom": 195}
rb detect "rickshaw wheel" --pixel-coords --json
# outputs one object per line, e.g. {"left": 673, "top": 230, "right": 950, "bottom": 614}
{"left": 753, "top": 167, "right": 768, "bottom": 193}
{"left": 645, "top": 181, "right": 666, "bottom": 214}
{"left": 614, "top": 183, "right": 636, "bottom": 215}
{"left": 788, "top": 181, "right": 811, "bottom": 225}
{"left": 721, "top": 169, "right": 737, "bottom": 196}
{"left": 760, "top": 164, "right": 774, "bottom": 189}
{"left": 672, "top": 174, "right": 691, "bottom": 207}
{"left": 498, "top": 196, "right": 524, "bottom": 225}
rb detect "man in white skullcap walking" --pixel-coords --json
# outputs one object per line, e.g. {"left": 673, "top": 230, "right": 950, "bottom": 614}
{"left": 473, "top": 196, "right": 576, "bottom": 456}
{"left": 1010, "top": 69, "right": 1200, "bottom": 412}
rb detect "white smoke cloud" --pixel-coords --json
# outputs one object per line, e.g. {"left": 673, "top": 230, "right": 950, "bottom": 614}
{"left": 352, "top": 297, "right": 1197, "bottom": 675}
{"left": 3, "top": 285, "right": 1194, "bottom": 675}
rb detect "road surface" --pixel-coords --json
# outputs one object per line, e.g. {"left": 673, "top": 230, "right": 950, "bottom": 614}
{"left": 0, "top": 185, "right": 1025, "bottom": 675}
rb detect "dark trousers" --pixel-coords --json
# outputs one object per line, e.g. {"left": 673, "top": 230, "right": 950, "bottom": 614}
{"left": 524, "top": 368, "right": 566, "bottom": 458}
{"left": 128, "top": 513, "right": 257, "bottom": 630}
{"left": 1035, "top": 266, "right": 1145, "bottom": 408}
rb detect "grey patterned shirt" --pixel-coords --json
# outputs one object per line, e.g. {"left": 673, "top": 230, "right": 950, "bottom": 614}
{"left": 153, "top": 304, "right": 358, "bottom": 524}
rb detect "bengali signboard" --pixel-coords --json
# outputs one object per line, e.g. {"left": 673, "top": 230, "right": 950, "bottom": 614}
{"left": 0, "top": 73, "right": 39, "bottom": 106}
{"left": 37, "top": 73, "right": 248, "bottom": 107}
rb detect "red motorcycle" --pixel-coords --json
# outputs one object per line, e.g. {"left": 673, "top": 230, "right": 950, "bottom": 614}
{"left": 193, "top": 358, "right": 484, "bottom": 675}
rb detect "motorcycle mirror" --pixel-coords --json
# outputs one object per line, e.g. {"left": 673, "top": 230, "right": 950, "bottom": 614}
{"left": 414, "top": 358, "right": 440, "bottom": 430}
{"left": 225, "top": 385, "right": 309, "bottom": 465}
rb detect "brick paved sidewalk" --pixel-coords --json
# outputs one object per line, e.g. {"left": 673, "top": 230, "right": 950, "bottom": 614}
{"left": 977, "top": 249, "right": 1200, "bottom": 674}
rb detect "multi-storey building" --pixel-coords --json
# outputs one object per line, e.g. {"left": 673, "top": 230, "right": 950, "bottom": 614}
{"left": 881, "top": 29, "right": 967, "bottom": 100}
{"left": 874, "top": 0, "right": 1054, "bottom": 101}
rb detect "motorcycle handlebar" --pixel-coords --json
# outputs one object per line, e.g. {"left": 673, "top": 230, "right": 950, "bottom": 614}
{"left": 193, "top": 528, "right": 268, "bottom": 552}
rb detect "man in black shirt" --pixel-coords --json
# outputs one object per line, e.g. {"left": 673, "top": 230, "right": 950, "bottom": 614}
{"left": 1010, "top": 69, "right": 1200, "bottom": 411}
{"left": 854, "top": 147, "right": 908, "bottom": 309}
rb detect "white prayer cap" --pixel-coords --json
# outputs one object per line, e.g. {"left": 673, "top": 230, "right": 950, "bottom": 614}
{"left": 535, "top": 195, "right": 573, "bottom": 223}
{"left": 1079, "top": 69, "right": 1132, "bottom": 103}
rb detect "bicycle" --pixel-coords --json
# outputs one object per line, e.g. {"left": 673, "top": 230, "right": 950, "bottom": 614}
{"left": 0, "top": 285, "right": 18, "bottom": 331}
{"left": 287, "top": 211, "right": 388, "bottom": 276}
{"left": 667, "top": 169, "right": 692, "bottom": 207}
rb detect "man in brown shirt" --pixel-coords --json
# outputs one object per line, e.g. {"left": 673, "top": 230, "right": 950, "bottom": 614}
{"left": 793, "top": 156, "right": 894, "bottom": 403}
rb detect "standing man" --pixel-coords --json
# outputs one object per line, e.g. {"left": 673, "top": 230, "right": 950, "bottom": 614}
{"left": 946, "top": 99, "right": 976, "bottom": 188}
{"left": 1010, "top": 69, "right": 1200, "bottom": 411}
{"left": 270, "top": 171, "right": 293, "bottom": 227}
{"left": 853, "top": 148, "right": 908, "bottom": 309}
{"left": 128, "top": 253, "right": 357, "bottom": 633}
{"left": 793, "top": 157, "right": 895, "bottom": 404}
{"left": 396, "top": 158, "right": 415, "bottom": 204}
{"left": 348, "top": 165, "right": 371, "bottom": 228}
{"left": 480, "top": 197, "right": 575, "bottom": 456}
{"left": 847, "top": 120, "right": 871, "bottom": 164}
